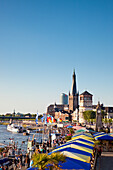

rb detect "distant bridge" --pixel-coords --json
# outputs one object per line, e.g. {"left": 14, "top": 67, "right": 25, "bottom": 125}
{"left": 0, "top": 116, "right": 36, "bottom": 120}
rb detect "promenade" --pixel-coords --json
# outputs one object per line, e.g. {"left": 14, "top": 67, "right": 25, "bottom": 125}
{"left": 96, "top": 152, "right": 113, "bottom": 170}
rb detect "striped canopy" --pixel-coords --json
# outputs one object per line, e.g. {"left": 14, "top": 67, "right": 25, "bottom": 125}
{"left": 93, "top": 132, "right": 105, "bottom": 137}
{"left": 49, "top": 146, "right": 92, "bottom": 157}
{"left": 53, "top": 141, "right": 93, "bottom": 151}
{"left": 45, "top": 157, "right": 91, "bottom": 170}
{"left": 75, "top": 139, "right": 94, "bottom": 147}
{"left": 62, "top": 151, "right": 91, "bottom": 163}
{"left": 96, "top": 134, "right": 113, "bottom": 140}
{"left": 71, "top": 135, "right": 94, "bottom": 142}
{"left": 73, "top": 133, "right": 94, "bottom": 139}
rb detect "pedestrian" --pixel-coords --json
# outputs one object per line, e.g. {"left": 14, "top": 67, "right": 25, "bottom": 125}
{"left": 99, "top": 146, "right": 102, "bottom": 156}
{"left": 17, "top": 156, "right": 21, "bottom": 169}
{"left": 19, "top": 154, "right": 22, "bottom": 169}
{"left": 1, "top": 165, "right": 5, "bottom": 170}
{"left": 46, "top": 146, "right": 49, "bottom": 153}
{"left": 25, "top": 154, "right": 30, "bottom": 168}
{"left": 13, "top": 158, "right": 17, "bottom": 170}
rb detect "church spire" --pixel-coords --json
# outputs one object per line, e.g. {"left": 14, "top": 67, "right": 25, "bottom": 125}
{"left": 71, "top": 69, "right": 77, "bottom": 95}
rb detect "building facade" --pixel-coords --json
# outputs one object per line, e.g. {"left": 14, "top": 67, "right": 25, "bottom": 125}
{"left": 47, "top": 103, "right": 69, "bottom": 117}
{"left": 55, "top": 111, "right": 69, "bottom": 122}
{"left": 79, "top": 91, "right": 93, "bottom": 123}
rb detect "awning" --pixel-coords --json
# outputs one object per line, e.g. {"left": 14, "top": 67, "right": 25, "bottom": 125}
{"left": 48, "top": 147, "right": 92, "bottom": 157}
{"left": 96, "top": 134, "right": 113, "bottom": 140}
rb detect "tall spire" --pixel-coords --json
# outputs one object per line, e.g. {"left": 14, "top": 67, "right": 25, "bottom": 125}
{"left": 71, "top": 69, "right": 77, "bottom": 95}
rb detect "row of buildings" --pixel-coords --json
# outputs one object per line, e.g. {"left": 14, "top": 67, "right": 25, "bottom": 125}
{"left": 47, "top": 70, "right": 113, "bottom": 123}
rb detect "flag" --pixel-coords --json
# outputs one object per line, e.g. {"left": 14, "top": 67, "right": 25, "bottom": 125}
{"left": 44, "top": 115, "right": 47, "bottom": 124}
{"left": 35, "top": 113, "right": 38, "bottom": 124}
{"left": 47, "top": 115, "right": 52, "bottom": 123}
{"left": 41, "top": 116, "right": 44, "bottom": 123}
{"left": 51, "top": 115, "right": 55, "bottom": 123}
{"left": 59, "top": 118, "right": 62, "bottom": 122}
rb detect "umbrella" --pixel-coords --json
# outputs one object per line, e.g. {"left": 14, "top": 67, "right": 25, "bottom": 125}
{"left": 73, "top": 126, "right": 85, "bottom": 130}
{"left": 67, "top": 134, "right": 71, "bottom": 136}
{"left": 67, "top": 125, "right": 73, "bottom": 128}
{"left": 27, "top": 168, "right": 37, "bottom": 170}
{"left": 75, "top": 129, "right": 87, "bottom": 133}
{"left": 64, "top": 125, "right": 69, "bottom": 127}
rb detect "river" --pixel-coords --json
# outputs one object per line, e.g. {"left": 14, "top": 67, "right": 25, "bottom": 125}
{"left": 0, "top": 125, "right": 48, "bottom": 154}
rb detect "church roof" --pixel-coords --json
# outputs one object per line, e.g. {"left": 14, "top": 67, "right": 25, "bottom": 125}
{"left": 71, "top": 70, "right": 77, "bottom": 95}
{"left": 80, "top": 91, "right": 93, "bottom": 96}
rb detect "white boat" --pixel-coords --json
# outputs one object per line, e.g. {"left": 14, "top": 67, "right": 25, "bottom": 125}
{"left": 7, "top": 124, "right": 20, "bottom": 133}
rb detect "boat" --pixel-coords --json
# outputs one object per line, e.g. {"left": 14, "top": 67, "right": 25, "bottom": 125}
{"left": 23, "top": 129, "right": 30, "bottom": 136}
{"left": 7, "top": 123, "right": 20, "bottom": 133}
{"left": 23, "top": 132, "right": 29, "bottom": 136}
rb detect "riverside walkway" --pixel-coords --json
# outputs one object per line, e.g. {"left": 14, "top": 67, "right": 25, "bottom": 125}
{"left": 96, "top": 152, "right": 113, "bottom": 170}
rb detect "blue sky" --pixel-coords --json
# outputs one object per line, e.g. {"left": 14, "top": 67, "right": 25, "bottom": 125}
{"left": 0, "top": 0, "right": 113, "bottom": 114}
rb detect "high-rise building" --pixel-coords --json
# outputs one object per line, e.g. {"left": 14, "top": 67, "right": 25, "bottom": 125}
{"left": 60, "top": 93, "right": 68, "bottom": 105}
{"left": 69, "top": 70, "right": 79, "bottom": 112}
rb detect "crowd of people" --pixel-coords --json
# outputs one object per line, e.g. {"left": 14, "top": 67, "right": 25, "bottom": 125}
{"left": 0, "top": 141, "right": 31, "bottom": 170}
{"left": 0, "top": 129, "right": 69, "bottom": 169}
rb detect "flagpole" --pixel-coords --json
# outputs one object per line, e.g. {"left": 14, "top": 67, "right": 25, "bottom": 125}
{"left": 42, "top": 121, "right": 44, "bottom": 144}
{"left": 36, "top": 110, "right": 38, "bottom": 143}
{"left": 42, "top": 114, "right": 45, "bottom": 145}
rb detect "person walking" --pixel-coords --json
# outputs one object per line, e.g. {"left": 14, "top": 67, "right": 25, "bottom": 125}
{"left": 13, "top": 158, "right": 17, "bottom": 170}
{"left": 25, "top": 154, "right": 30, "bottom": 168}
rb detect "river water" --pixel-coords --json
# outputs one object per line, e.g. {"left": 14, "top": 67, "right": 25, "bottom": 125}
{"left": 0, "top": 125, "right": 48, "bottom": 154}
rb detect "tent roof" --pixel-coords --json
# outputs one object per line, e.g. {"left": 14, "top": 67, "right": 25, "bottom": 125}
{"left": 49, "top": 147, "right": 92, "bottom": 157}
{"left": 52, "top": 141, "right": 93, "bottom": 151}
{"left": 75, "top": 138, "right": 94, "bottom": 144}
{"left": 27, "top": 157, "right": 91, "bottom": 170}
{"left": 45, "top": 157, "right": 91, "bottom": 170}
{"left": 97, "top": 134, "right": 113, "bottom": 140}
{"left": 62, "top": 151, "right": 91, "bottom": 163}
{"left": 58, "top": 157, "right": 91, "bottom": 170}
{"left": 93, "top": 132, "right": 105, "bottom": 137}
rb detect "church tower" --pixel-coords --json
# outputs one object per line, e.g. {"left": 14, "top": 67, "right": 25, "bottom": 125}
{"left": 69, "top": 70, "right": 79, "bottom": 112}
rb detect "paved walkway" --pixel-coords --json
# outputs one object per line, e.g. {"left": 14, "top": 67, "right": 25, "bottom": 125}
{"left": 17, "top": 167, "right": 26, "bottom": 170}
{"left": 96, "top": 152, "right": 113, "bottom": 170}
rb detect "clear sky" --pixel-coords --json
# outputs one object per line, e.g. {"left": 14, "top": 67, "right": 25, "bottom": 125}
{"left": 0, "top": 0, "right": 113, "bottom": 114}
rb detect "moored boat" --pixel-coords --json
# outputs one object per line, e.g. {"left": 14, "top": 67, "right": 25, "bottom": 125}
{"left": 7, "top": 124, "right": 20, "bottom": 133}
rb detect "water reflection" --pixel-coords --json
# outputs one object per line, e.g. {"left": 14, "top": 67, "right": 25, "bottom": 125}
{"left": 0, "top": 125, "right": 48, "bottom": 153}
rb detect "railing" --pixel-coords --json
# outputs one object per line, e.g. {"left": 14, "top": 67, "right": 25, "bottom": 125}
{"left": 92, "top": 149, "right": 98, "bottom": 170}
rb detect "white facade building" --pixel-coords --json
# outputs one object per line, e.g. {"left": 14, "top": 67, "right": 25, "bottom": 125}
{"left": 79, "top": 91, "right": 93, "bottom": 123}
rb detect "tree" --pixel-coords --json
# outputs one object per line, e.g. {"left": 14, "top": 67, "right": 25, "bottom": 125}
{"left": 49, "top": 152, "right": 66, "bottom": 170}
{"left": 32, "top": 153, "right": 50, "bottom": 170}
{"left": 65, "top": 135, "right": 71, "bottom": 141}
{"left": 31, "top": 152, "right": 66, "bottom": 170}
{"left": 83, "top": 110, "right": 96, "bottom": 122}
{"left": 69, "top": 128, "right": 74, "bottom": 137}
{"left": 101, "top": 110, "right": 107, "bottom": 118}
